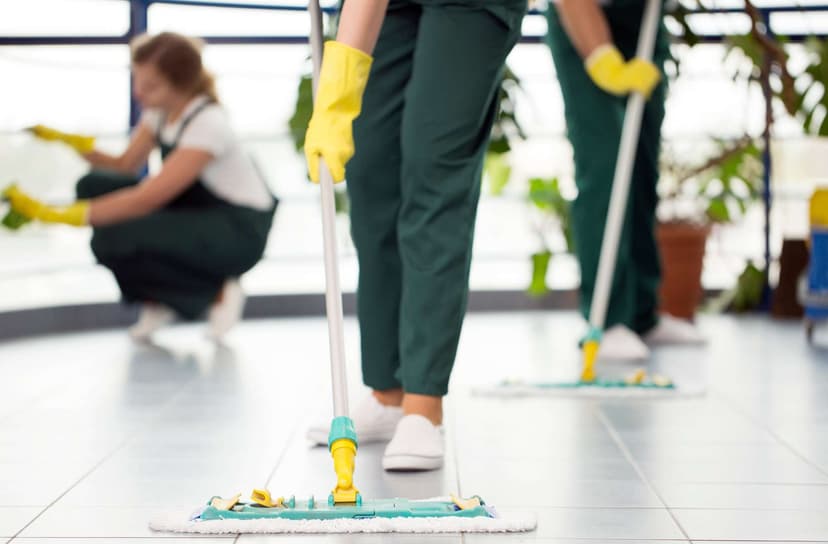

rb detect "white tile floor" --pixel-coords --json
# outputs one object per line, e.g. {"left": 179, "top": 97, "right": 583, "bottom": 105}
{"left": 1, "top": 312, "right": 827, "bottom": 543}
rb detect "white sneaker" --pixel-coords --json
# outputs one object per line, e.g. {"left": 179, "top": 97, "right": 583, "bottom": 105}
{"left": 129, "top": 304, "right": 176, "bottom": 341}
{"left": 598, "top": 325, "right": 650, "bottom": 361}
{"left": 382, "top": 414, "right": 444, "bottom": 472}
{"left": 644, "top": 314, "right": 706, "bottom": 345}
{"left": 306, "top": 395, "right": 403, "bottom": 446}
{"left": 206, "top": 279, "right": 246, "bottom": 340}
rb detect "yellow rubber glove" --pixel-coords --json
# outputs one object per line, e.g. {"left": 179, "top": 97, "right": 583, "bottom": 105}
{"left": 3, "top": 185, "right": 89, "bottom": 226}
{"left": 585, "top": 45, "right": 661, "bottom": 98}
{"left": 304, "top": 41, "right": 373, "bottom": 183}
{"left": 27, "top": 124, "right": 96, "bottom": 154}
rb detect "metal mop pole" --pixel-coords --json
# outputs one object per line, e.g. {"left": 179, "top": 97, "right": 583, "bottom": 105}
{"left": 308, "top": 0, "right": 360, "bottom": 505}
{"left": 582, "top": 0, "right": 663, "bottom": 381}
{"left": 309, "top": 0, "right": 350, "bottom": 422}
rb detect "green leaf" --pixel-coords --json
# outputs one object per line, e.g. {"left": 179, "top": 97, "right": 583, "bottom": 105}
{"left": 527, "top": 251, "right": 552, "bottom": 297}
{"left": 488, "top": 64, "right": 526, "bottom": 156}
{"left": 334, "top": 187, "right": 350, "bottom": 215}
{"left": 288, "top": 74, "right": 314, "bottom": 153}
{"left": 1, "top": 209, "right": 31, "bottom": 230}
{"left": 706, "top": 197, "right": 730, "bottom": 223}
{"left": 487, "top": 135, "right": 511, "bottom": 155}
{"left": 528, "top": 177, "right": 566, "bottom": 214}
{"left": 484, "top": 152, "right": 512, "bottom": 196}
{"left": 730, "top": 262, "right": 765, "bottom": 312}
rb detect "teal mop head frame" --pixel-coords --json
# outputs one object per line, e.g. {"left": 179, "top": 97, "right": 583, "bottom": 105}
{"left": 194, "top": 494, "right": 493, "bottom": 522}
{"left": 150, "top": 492, "right": 536, "bottom": 533}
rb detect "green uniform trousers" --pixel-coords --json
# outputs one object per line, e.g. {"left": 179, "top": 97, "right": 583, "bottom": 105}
{"left": 347, "top": 0, "right": 525, "bottom": 396}
{"left": 76, "top": 170, "right": 274, "bottom": 319}
{"left": 545, "top": 0, "right": 671, "bottom": 334}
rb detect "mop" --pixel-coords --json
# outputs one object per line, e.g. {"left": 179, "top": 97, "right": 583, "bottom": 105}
{"left": 150, "top": 1, "right": 535, "bottom": 534}
{"left": 477, "top": 0, "right": 698, "bottom": 399}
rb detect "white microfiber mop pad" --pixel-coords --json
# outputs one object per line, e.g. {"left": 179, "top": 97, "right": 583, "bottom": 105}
{"left": 149, "top": 498, "right": 536, "bottom": 534}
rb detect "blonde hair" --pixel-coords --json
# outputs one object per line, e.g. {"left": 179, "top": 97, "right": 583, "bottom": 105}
{"left": 131, "top": 32, "right": 219, "bottom": 103}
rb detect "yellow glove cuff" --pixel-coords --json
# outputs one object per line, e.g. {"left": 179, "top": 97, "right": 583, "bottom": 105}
{"left": 45, "top": 200, "right": 90, "bottom": 227}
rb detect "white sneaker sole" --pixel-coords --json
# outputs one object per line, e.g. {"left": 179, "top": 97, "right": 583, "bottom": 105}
{"left": 382, "top": 454, "right": 444, "bottom": 472}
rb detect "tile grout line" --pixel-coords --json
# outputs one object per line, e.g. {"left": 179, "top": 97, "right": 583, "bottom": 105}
{"left": 8, "top": 367, "right": 207, "bottom": 540}
{"left": 0, "top": 349, "right": 112, "bottom": 427}
{"left": 261, "top": 414, "right": 311, "bottom": 490}
{"left": 234, "top": 380, "right": 326, "bottom": 544}
{"left": 594, "top": 405, "right": 692, "bottom": 542}
{"left": 228, "top": 420, "right": 301, "bottom": 544}
{"left": 711, "top": 386, "right": 828, "bottom": 480}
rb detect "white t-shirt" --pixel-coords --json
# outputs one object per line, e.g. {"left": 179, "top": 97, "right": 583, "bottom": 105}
{"left": 140, "top": 95, "right": 273, "bottom": 211}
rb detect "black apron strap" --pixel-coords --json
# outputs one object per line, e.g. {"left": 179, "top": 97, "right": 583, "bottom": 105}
{"left": 155, "top": 98, "right": 215, "bottom": 148}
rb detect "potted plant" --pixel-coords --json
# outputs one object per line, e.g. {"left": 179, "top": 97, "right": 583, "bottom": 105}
{"left": 657, "top": 136, "right": 763, "bottom": 318}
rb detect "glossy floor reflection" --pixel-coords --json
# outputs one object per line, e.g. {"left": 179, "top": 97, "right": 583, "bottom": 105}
{"left": 1, "top": 312, "right": 827, "bottom": 543}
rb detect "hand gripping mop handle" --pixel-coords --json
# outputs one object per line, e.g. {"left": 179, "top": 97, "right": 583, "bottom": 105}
{"left": 308, "top": 0, "right": 359, "bottom": 505}
{"left": 588, "top": 0, "right": 662, "bottom": 334}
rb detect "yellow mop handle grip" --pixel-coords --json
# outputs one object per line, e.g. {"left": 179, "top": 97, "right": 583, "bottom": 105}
{"left": 330, "top": 438, "right": 359, "bottom": 503}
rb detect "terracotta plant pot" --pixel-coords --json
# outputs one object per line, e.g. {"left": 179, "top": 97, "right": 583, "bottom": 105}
{"left": 656, "top": 222, "right": 711, "bottom": 320}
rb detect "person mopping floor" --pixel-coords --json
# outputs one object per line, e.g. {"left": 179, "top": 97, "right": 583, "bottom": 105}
{"left": 546, "top": 0, "right": 706, "bottom": 361}
{"left": 148, "top": 0, "right": 536, "bottom": 533}
{"left": 302, "top": 0, "right": 526, "bottom": 471}
{"left": 4, "top": 32, "right": 276, "bottom": 341}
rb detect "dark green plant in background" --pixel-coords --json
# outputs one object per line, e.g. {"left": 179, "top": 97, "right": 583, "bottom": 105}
{"left": 662, "top": 0, "right": 828, "bottom": 312}
{"left": 288, "top": 74, "right": 313, "bottom": 154}
{"left": 795, "top": 36, "right": 828, "bottom": 136}
{"left": 707, "top": 261, "right": 766, "bottom": 313}
{"left": 700, "top": 139, "right": 763, "bottom": 223}
{"left": 659, "top": 136, "right": 763, "bottom": 225}
{"left": 485, "top": 66, "right": 528, "bottom": 196}
{"left": 526, "top": 177, "right": 573, "bottom": 296}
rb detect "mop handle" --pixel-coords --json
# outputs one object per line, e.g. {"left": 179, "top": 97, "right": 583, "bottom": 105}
{"left": 309, "top": 0, "right": 350, "bottom": 419}
{"left": 587, "top": 0, "right": 662, "bottom": 331}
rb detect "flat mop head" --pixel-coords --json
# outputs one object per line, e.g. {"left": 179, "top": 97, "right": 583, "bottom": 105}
{"left": 475, "top": 368, "right": 705, "bottom": 398}
{"left": 150, "top": 493, "right": 536, "bottom": 534}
